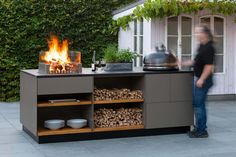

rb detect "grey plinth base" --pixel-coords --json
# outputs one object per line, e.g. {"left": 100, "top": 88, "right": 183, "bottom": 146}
{"left": 23, "top": 126, "right": 190, "bottom": 144}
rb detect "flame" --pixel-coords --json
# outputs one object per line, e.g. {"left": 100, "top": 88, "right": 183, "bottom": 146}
{"left": 41, "top": 36, "right": 70, "bottom": 64}
{"left": 40, "top": 36, "right": 72, "bottom": 73}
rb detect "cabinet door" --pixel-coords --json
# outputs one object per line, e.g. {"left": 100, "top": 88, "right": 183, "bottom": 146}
{"left": 145, "top": 74, "right": 170, "bottom": 103}
{"left": 145, "top": 102, "right": 193, "bottom": 129}
{"left": 38, "top": 76, "right": 93, "bottom": 95}
{"left": 170, "top": 73, "right": 193, "bottom": 102}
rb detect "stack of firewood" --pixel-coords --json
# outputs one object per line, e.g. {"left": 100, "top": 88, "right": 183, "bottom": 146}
{"left": 94, "top": 107, "right": 143, "bottom": 128}
{"left": 94, "top": 88, "right": 143, "bottom": 101}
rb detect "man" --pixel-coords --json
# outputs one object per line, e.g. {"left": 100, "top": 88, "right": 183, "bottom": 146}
{"left": 181, "top": 25, "right": 215, "bottom": 138}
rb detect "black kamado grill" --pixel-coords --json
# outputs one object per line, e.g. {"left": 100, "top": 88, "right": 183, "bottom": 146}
{"left": 143, "top": 44, "right": 179, "bottom": 71}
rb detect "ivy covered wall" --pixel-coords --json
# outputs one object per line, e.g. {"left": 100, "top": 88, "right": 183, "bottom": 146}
{"left": 0, "top": 0, "right": 135, "bottom": 101}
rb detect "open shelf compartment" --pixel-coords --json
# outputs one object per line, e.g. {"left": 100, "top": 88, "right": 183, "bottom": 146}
{"left": 94, "top": 125, "right": 144, "bottom": 132}
{"left": 94, "top": 99, "right": 144, "bottom": 105}
{"left": 38, "top": 127, "right": 92, "bottom": 136}
{"left": 37, "top": 93, "right": 92, "bottom": 107}
{"left": 37, "top": 105, "right": 92, "bottom": 136}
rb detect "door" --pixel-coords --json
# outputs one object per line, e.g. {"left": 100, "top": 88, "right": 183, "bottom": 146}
{"left": 166, "top": 16, "right": 193, "bottom": 62}
{"left": 200, "top": 16, "right": 226, "bottom": 94}
{"left": 200, "top": 16, "right": 224, "bottom": 73}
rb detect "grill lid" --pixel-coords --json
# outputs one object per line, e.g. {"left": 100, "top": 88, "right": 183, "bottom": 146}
{"left": 143, "top": 44, "right": 178, "bottom": 71}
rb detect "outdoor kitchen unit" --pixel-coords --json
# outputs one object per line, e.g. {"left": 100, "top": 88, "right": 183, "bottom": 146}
{"left": 20, "top": 67, "right": 194, "bottom": 143}
{"left": 19, "top": 36, "right": 193, "bottom": 144}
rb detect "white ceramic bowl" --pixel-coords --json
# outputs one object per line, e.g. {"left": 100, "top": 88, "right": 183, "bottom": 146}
{"left": 67, "top": 119, "right": 87, "bottom": 129}
{"left": 44, "top": 119, "right": 65, "bottom": 130}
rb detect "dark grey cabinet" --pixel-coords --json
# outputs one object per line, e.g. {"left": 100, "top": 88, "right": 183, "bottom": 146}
{"left": 145, "top": 73, "right": 194, "bottom": 129}
{"left": 145, "top": 102, "right": 193, "bottom": 129}
{"left": 170, "top": 73, "right": 193, "bottom": 102}
{"left": 145, "top": 74, "right": 170, "bottom": 103}
{"left": 37, "top": 76, "right": 93, "bottom": 95}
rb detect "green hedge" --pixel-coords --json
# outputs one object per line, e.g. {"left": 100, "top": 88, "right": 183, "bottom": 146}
{"left": 0, "top": 0, "right": 135, "bottom": 101}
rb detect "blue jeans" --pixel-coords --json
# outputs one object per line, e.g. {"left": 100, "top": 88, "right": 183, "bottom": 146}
{"left": 193, "top": 76, "right": 213, "bottom": 132}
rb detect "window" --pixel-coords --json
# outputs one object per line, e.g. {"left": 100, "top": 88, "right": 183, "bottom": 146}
{"left": 133, "top": 18, "right": 144, "bottom": 67}
{"left": 200, "top": 16, "right": 225, "bottom": 73}
{"left": 167, "top": 16, "right": 193, "bottom": 62}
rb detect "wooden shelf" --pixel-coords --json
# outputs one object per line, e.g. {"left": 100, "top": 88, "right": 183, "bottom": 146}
{"left": 94, "top": 99, "right": 144, "bottom": 105}
{"left": 37, "top": 100, "right": 92, "bottom": 107}
{"left": 38, "top": 127, "right": 92, "bottom": 136}
{"left": 94, "top": 125, "right": 144, "bottom": 132}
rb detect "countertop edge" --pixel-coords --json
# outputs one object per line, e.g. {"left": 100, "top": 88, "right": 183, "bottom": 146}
{"left": 21, "top": 68, "right": 193, "bottom": 78}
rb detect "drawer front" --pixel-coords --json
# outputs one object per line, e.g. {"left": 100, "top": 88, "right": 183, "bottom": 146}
{"left": 145, "top": 102, "right": 193, "bottom": 129}
{"left": 170, "top": 73, "right": 193, "bottom": 102}
{"left": 38, "top": 76, "right": 93, "bottom": 95}
{"left": 145, "top": 74, "right": 170, "bottom": 103}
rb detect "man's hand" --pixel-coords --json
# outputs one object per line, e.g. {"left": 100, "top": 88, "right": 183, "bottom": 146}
{"left": 180, "top": 60, "right": 194, "bottom": 67}
{"left": 196, "top": 78, "right": 204, "bottom": 88}
{"left": 197, "top": 65, "right": 214, "bottom": 88}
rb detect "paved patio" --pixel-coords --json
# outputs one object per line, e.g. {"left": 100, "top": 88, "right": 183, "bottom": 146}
{"left": 0, "top": 100, "right": 236, "bottom": 157}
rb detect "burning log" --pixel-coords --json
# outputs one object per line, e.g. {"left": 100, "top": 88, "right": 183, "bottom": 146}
{"left": 94, "top": 107, "right": 143, "bottom": 128}
{"left": 94, "top": 88, "right": 143, "bottom": 101}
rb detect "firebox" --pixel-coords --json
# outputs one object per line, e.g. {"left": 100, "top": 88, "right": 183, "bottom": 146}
{"left": 38, "top": 36, "right": 82, "bottom": 74}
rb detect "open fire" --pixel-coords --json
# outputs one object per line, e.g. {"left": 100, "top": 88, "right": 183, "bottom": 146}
{"left": 39, "top": 36, "right": 82, "bottom": 74}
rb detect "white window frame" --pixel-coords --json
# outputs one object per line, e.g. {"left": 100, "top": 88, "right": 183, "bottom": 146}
{"left": 199, "top": 15, "right": 226, "bottom": 74}
{"left": 165, "top": 15, "right": 194, "bottom": 62}
{"left": 133, "top": 18, "right": 144, "bottom": 67}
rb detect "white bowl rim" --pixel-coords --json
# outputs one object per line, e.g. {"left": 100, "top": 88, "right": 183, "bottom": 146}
{"left": 44, "top": 119, "right": 65, "bottom": 124}
{"left": 67, "top": 119, "right": 87, "bottom": 123}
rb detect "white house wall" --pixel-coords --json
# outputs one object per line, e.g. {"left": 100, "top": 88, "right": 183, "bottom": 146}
{"left": 118, "top": 22, "right": 133, "bottom": 50}
{"left": 195, "top": 11, "right": 236, "bottom": 95}
{"left": 151, "top": 11, "right": 236, "bottom": 95}
{"left": 116, "top": 9, "right": 236, "bottom": 95}
{"left": 113, "top": 4, "right": 144, "bottom": 20}
{"left": 118, "top": 19, "right": 152, "bottom": 53}
{"left": 234, "top": 17, "right": 236, "bottom": 95}
{"left": 143, "top": 19, "right": 152, "bottom": 54}
{"left": 223, "top": 15, "right": 235, "bottom": 95}
{"left": 150, "top": 11, "right": 236, "bottom": 95}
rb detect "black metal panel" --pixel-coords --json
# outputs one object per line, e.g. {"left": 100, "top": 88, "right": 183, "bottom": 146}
{"left": 34, "top": 126, "right": 190, "bottom": 144}
{"left": 23, "top": 126, "right": 39, "bottom": 143}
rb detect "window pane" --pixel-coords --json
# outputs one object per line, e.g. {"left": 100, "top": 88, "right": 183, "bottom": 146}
{"left": 168, "top": 17, "right": 178, "bottom": 35}
{"left": 139, "top": 36, "right": 143, "bottom": 54}
{"left": 182, "top": 37, "right": 191, "bottom": 55}
{"left": 181, "top": 56, "right": 191, "bottom": 62}
{"left": 182, "top": 17, "right": 192, "bottom": 35}
{"left": 140, "top": 18, "right": 143, "bottom": 35}
{"left": 134, "top": 36, "right": 137, "bottom": 52}
{"left": 140, "top": 56, "right": 143, "bottom": 67}
{"left": 167, "top": 37, "right": 178, "bottom": 56}
{"left": 200, "top": 17, "right": 210, "bottom": 28}
{"left": 215, "top": 37, "right": 223, "bottom": 54}
{"left": 214, "top": 55, "right": 223, "bottom": 73}
{"left": 134, "top": 19, "right": 137, "bottom": 35}
{"left": 134, "top": 58, "right": 137, "bottom": 67}
{"left": 214, "top": 17, "right": 224, "bottom": 35}
{"left": 181, "top": 56, "right": 192, "bottom": 70}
